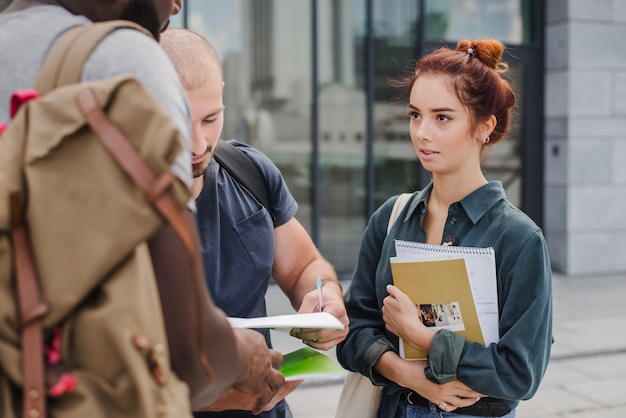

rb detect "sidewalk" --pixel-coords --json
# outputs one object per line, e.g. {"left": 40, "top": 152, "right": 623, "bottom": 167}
{"left": 266, "top": 273, "right": 626, "bottom": 417}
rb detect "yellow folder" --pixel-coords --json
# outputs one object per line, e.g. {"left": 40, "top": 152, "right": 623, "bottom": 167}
{"left": 390, "top": 256, "right": 485, "bottom": 359}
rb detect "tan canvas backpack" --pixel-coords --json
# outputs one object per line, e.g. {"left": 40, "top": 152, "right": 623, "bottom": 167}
{"left": 0, "top": 21, "right": 224, "bottom": 418}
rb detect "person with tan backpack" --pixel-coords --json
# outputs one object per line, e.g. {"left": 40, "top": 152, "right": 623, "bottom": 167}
{"left": 0, "top": 1, "right": 285, "bottom": 417}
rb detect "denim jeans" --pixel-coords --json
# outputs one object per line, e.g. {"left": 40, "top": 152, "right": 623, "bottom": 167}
{"left": 405, "top": 401, "right": 516, "bottom": 418}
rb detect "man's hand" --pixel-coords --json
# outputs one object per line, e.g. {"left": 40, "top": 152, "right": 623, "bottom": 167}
{"left": 291, "top": 281, "right": 349, "bottom": 351}
{"left": 231, "top": 328, "right": 285, "bottom": 414}
{"left": 199, "top": 380, "right": 303, "bottom": 414}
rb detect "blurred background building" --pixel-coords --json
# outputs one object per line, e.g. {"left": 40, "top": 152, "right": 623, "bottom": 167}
{"left": 2, "top": 0, "right": 623, "bottom": 277}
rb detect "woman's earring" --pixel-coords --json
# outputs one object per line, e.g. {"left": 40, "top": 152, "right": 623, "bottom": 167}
{"left": 483, "top": 136, "right": 491, "bottom": 144}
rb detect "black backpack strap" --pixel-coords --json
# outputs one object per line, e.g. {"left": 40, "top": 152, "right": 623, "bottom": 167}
{"left": 213, "top": 141, "right": 277, "bottom": 225}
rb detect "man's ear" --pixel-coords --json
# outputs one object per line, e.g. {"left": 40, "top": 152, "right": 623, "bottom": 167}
{"left": 173, "top": 0, "right": 183, "bottom": 15}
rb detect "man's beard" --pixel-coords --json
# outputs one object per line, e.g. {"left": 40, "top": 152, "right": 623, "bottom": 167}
{"left": 192, "top": 160, "right": 208, "bottom": 178}
{"left": 192, "top": 145, "right": 213, "bottom": 178}
{"left": 120, "top": 0, "right": 163, "bottom": 40}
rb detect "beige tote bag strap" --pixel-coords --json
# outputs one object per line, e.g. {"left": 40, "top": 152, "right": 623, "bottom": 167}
{"left": 387, "top": 193, "right": 412, "bottom": 234}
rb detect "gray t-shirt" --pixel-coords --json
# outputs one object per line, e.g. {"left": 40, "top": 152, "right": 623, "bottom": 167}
{"left": 0, "top": 5, "right": 192, "bottom": 187}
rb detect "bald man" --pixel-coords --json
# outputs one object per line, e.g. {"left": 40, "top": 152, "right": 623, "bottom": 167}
{"left": 161, "top": 28, "right": 350, "bottom": 418}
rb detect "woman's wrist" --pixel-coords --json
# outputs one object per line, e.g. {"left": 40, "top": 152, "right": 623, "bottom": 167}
{"left": 406, "top": 326, "right": 435, "bottom": 354}
{"left": 375, "top": 352, "right": 429, "bottom": 391}
{"left": 373, "top": 351, "right": 401, "bottom": 383}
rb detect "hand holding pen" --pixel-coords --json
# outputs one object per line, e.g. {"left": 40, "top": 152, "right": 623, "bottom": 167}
{"left": 290, "top": 276, "right": 350, "bottom": 350}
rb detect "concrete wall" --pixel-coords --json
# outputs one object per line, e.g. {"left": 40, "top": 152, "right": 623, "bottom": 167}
{"left": 545, "top": 0, "right": 626, "bottom": 275}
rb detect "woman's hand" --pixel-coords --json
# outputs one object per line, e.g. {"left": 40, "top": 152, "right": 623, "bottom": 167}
{"left": 382, "top": 284, "right": 434, "bottom": 352}
{"left": 416, "top": 377, "right": 483, "bottom": 412}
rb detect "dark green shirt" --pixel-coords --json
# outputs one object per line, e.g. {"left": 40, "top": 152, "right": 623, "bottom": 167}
{"left": 336, "top": 182, "right": 553, "bottom": 416}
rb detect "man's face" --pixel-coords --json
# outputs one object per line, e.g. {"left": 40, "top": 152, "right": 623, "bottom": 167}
{"left": 120, "top": 0, "right": 181, "bottom": 39}
{"left": 187, "top": 70, "right": 225, "bottom": 178}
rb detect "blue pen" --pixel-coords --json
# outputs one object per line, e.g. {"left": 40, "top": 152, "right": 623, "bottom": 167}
{"left": 316, "top": 276, "right": 324, "bottom": 312}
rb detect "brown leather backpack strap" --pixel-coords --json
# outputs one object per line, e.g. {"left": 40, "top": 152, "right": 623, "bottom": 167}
{"left": 10, "top": 193, "right": 51, "bottom": 418}
{"left": 74, "top": 87, "right": 194, "bottom": 256}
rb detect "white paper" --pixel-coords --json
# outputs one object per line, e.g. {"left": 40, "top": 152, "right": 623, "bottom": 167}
{"left": 394, "top": 241, "right": 500, "bottom": 345}
{"left": 227, "top": 312, "right": 345, "bottom": 332}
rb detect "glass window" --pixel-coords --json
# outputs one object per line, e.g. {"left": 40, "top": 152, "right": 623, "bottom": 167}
{"left": 370, "top": 0, "right": 422, "bottom": 208}
{"left": 425, "top": 0, "right": 530, "bottom": 44}
{"left": 316, "top": 0, "right": 368, "bottom": 272}
{"left": 179, "top": 0, "right": 249, "bottom": 155}
{"left": 182, "top": 0, "right": 320, "bottom": 252}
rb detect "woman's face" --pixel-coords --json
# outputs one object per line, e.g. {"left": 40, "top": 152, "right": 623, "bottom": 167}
{"left": 408, "top": 75, "right": 484, "bottom": 177}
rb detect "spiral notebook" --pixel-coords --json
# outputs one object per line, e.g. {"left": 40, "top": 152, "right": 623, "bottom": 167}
{"left": 392, "top": 240, "right": 500, "bottom": 359}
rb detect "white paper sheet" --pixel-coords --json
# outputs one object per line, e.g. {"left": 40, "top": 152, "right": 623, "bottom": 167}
{"left": 227, "top": 311, "right": 345, "bottom": 332}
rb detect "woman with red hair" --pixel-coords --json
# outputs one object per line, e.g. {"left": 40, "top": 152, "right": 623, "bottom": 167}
{"left": 337, "top": 39, "right": 553, "bottom": 418}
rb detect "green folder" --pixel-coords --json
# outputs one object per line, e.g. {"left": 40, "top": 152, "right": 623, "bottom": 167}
{"left": 279, "top": 347, "right": 344, "bottom": 381}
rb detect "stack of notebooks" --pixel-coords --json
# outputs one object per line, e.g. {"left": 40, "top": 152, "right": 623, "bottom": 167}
{"left": 391, "top": 240, "right": 500, "bottom": 360}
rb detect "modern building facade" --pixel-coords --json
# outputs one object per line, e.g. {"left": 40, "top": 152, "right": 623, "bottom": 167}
{"left": 1, "top": 0, "right": 620, "bottom": 277}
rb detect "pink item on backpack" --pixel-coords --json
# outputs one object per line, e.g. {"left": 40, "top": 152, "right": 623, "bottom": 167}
{"left": 10, "top": 88, "right": 39, "bottom": 118}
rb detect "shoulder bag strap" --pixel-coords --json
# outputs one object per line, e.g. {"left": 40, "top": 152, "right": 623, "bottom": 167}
{"left": 10, "top": 193, "right": 50, "bottom": 418}
{"left": 213, "top": 141, "right": 276, "bottom": 225}
{"left": 387, "top": 193, "right": 412, "bottom": 235}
